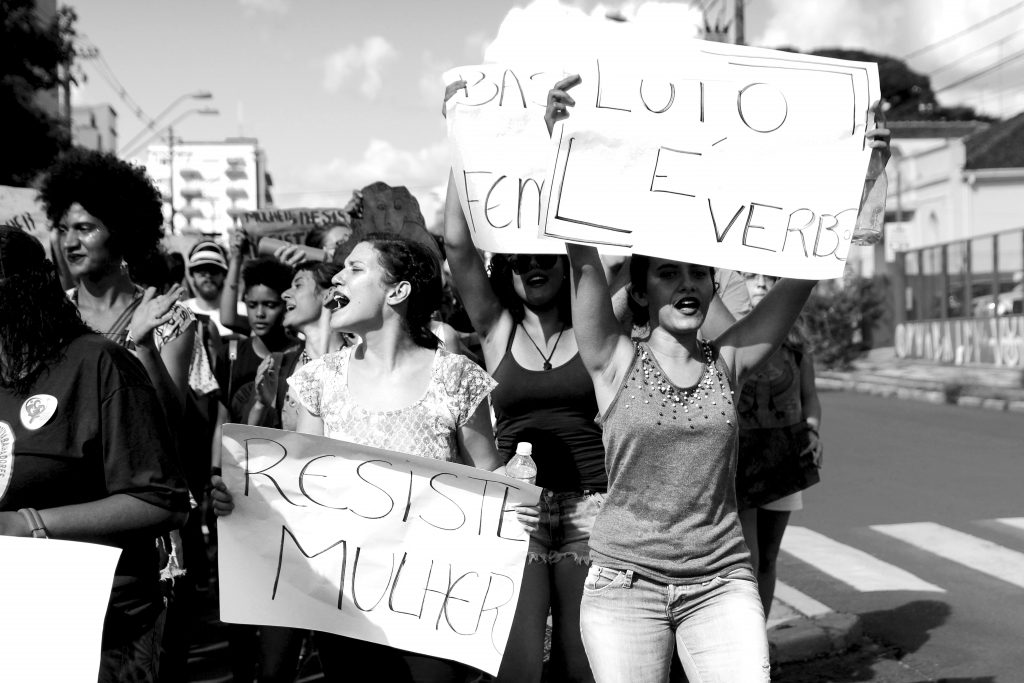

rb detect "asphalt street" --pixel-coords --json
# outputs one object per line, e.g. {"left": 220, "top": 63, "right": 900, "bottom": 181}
{"left": 774, "top": 390, "right": 1023, "bottom": 682}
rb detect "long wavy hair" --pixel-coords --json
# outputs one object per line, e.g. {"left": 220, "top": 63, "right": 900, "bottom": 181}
{"left": 0, "top": 227, "right": 91, "bottom": 395}
{"left": 358, "top": 233, "right": 442, "bottom": 350}
{"left": 488, "top": 253, "right": 572, "bottom": 325}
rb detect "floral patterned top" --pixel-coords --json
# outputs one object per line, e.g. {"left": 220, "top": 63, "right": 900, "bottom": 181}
{"left": 288, "top": 346, "right": 496, "bottom": 462}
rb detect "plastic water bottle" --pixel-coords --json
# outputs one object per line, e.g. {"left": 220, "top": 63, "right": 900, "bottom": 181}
{"left": 506, "top": 442, "right": 538, "bottom": 486}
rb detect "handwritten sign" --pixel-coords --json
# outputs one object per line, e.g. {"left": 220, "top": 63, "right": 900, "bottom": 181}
{"left": 240, "top": 207, "right": 353, "bottom": 243}
{"left": 444, "top": 64, "right": 569, "bottom": 254}
{"left": 0, "top": 537, "right": 121, "bottom": 682}
{"left": 218, "top": 424, "right": 542, "bottom": 675}
{"left": 541, "top": 42, "right": 880, "bottom": 279}
{"left": 0, "top": 185, "right": 52, "bottom": 257}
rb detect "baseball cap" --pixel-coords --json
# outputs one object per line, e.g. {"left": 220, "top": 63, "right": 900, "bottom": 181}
{"left": 188, "top": 241, "right": 228, "bottom": 272}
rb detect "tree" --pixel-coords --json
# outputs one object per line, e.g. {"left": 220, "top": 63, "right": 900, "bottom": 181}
{"left": 0, "top": 0, "right": 76, "bottom": 187}
{"left": 778, "top": 47, "right": 994, "bottom": 122}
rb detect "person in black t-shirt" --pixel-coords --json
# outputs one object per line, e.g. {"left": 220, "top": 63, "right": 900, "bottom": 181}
{"left": 0, "top": 226, "right": 189, "bottom": 682}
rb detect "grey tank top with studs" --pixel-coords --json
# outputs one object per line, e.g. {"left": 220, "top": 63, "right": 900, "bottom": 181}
{"left": 590, "top": 340, "right": 750, "bottom": 583}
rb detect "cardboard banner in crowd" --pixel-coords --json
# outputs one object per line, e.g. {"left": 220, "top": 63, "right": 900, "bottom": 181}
{"left": 240, "top": 207, "right": 353, "bottom": 243}
{"left": 217, "top": 424, "right": 542, "bottom": 675}
{"left": 0, "top": 537, "right": 121, "bottom": 682}
{"left": 0, "top": 185, "right": 53, "bottom": 257}
{"left": 446, "top": 41, "right": 879, "bottom": 279}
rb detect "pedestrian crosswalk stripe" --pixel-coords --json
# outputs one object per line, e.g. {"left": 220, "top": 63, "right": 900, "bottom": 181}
{"left": 774, "top": 580, "right": 832, "bottom": 618}
{"left": 781, "top": 526, "right": 945, "bottom": 593}
{"left": 872, "top": 522, "right": 1024, "bottom": 590}
{"left": 995, "top": 517, "right": 1024, "bottom": 533}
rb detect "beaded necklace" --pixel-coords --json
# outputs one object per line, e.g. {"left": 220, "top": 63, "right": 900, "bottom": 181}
{"left": 625, "top": 341, "right": 734, "bottom": 428}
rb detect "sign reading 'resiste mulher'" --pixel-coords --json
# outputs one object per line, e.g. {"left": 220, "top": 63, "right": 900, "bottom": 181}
{"left": 217, "top": 424, "right": 541, "bottom": 676}
{"left": 445, "top": 39, "right": 880, "bottom": 279}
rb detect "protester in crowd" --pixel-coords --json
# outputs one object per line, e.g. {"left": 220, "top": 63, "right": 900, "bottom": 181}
{"left": 735, "top": 272, "right": 823, "bottom": 617}
{"left": 305, "top": 222, "right": 354, "bottom": 262}
{"left": 545, "top": 75, "right": 889, "bottom": 681}
{"left": 210, "top": 233, "right": 539, "bottom": 683}
{"left": 38, "top": 148, "right": 197, "bottom": 418}
{"left": 216, "top": 259, "right": 348, "bottom": 683}
{"left": 0, "top": 226, "right": 190, "bottom": 682}
{"left": 213, "top": 256, "right": 297, "bottom": 424}
{"left": 184, "top": 240, "right": 236, "bottom": 337}
{"left": 443, "top": 174, "right": 603, "bottom": 683}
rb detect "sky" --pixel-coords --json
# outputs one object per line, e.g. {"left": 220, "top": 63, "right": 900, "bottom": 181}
{"left": 69, "top": 0, "right": 1024, "bottom": 226}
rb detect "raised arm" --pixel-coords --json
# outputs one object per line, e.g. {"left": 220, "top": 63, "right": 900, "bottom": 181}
{"left": 717, "top": 278, "right": 817, "bottom": 384}
{"left": 443, "top": 170, "right": 506, "bottom": 338}
{"left": 566, "top": 243, "right": 634, "bottom": 401}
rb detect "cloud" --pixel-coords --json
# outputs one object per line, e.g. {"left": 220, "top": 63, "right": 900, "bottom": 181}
{"left": 238, "top": 0, "right": 288, "bottom": 15}
{"left": 483, "top": 0, "right": 702, "bottom": 64}
{"left": 323, "top": 36, "right": 398, "bottom": 99}
{"left": 279, "top": 139, "right": 450, "bottom": 228}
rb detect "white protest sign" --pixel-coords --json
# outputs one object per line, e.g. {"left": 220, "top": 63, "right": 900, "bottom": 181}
{"left": 444, "top": 64, "right": 569, "bottom": 254}
{"left": 541, "top": 41, "right": 880, "bottom": 279}
{"left": 218, "top": 424, "right": 542, "bottom": 675}
{"left": 0, "top": 537, "right": 121, "bottom": 682}
{"left": 0, "top": 185, "right": 52, "bottom": 257}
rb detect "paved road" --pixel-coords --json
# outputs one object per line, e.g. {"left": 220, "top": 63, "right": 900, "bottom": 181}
{"left": 775, "top": 390, "right": 1023, "bottom": 682}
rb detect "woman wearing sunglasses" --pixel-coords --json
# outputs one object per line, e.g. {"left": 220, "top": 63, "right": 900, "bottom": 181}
{"left": 444, "top": 170, "right": 605, "bottom": 683}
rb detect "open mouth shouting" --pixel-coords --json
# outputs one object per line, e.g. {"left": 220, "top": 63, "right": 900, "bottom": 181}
{"left": 673, "top": 296, "right": 702, "bottom": 315}
{"left": 324, "top": 290, "right": 350, "bottom": 312}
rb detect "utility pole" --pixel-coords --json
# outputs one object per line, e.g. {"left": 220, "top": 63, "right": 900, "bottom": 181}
{"left": 168, "top": 126, "right": 176, "bottom": 234}
{"left": 734, "top": 0, "right": 745, "bottom": 45}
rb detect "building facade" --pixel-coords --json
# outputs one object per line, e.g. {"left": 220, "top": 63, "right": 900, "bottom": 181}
{"left": 72, "top": 104, "right": 118, "bottom": 153}
{"left": 886, "top": 115, "right": 1024, "bottom": 368}
{"left": 142, "top": 137, "right": 274, "bottom": 240}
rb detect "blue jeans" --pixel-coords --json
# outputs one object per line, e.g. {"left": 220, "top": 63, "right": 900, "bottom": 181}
{"left": 528, "top": 490, "right": 604, "bottom": 564}
{"left": 580, "top": 565, "right": 770, "bottom": 683}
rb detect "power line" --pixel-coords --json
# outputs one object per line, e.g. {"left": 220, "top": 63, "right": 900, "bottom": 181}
{"left": 934, "top": 45, "right": 1024, "bottom": 92}
{"left": 926, "top": 28, "right": 1024, "bottom": 76}
{"left": 903, "top": 0, "right": 1024, "bottom": 60}
{"left": 77, "top": 36, "right": 157, "bottom": 131}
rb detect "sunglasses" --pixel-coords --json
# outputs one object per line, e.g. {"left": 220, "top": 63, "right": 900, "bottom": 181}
{"left": 508, "top": 254, "right": 560, "bottom": 275}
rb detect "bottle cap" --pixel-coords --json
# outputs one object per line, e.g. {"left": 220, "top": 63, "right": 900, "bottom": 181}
{"left": 515, "top": 442, "right": 533, "bottom": 456}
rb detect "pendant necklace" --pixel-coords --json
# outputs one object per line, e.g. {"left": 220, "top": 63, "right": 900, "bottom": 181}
{"left": 300, "top": 347, "right": 313, "bottom": 365}
{"left": 520, "top": 322, "right": 566, "bottom": 371}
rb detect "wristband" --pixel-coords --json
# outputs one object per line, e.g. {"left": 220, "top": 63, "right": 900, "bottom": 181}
{"left": 18, "top": 507, "right": 48, "bottom": 539}
{"left": 211, "top": 466, "right": 223, "bottom": 477}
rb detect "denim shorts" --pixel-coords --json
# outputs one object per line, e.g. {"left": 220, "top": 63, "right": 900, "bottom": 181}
{"left": 527, "top": 489, "right": 605, "bottom": 565}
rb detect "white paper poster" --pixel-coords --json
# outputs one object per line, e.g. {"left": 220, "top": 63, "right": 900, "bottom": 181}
{"left": 217, "top": 424, "right": 542, "bottom": 675}
{"left": 0, "top": 537, "right": 121, "bottom": 682}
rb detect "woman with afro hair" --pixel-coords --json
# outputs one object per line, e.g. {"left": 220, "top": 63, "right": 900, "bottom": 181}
{"left": 38, "top": 147, "right": 196, "bottom": 419}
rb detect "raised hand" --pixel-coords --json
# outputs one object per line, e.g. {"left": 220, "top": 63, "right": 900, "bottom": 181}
{"left": 253, "top": 353, "right": 281, "bottom": 408}
{"left": 865, "top": 100, "right": 891, "bottom": 180}
{"left": 273, "top": 242, "right": 307, "bottom": 268}
{"left": 442, "top": 79, "right": 467, "bottom": 118}
{"left": 228, "top": 228, "right": 250, "bottom": 259}
{"left": 128, "top": 285, "right": 184, "bottom": 350}
{"left": 545, "top": 74, "right": 582, "bottom": 135}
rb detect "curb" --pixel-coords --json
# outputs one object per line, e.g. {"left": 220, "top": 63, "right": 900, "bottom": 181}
{"left": 816, "top": 373, "right": 1024, "bottom": 411}
{"left": 768, "top": 611, "right": 862, "bottom": 664}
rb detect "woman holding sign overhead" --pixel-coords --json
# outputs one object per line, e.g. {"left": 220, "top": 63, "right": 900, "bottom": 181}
{"left": 443, "top": 73, "right": 609, "bottom": 683}
{"left": 211, "top": 233, "right": 538, "bottom": 683}
{"left": 546, "top": 75, "right": 889, "bottom": 682}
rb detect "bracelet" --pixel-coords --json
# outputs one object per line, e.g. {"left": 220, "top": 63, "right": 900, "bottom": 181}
{"left": 18, "top": 507, "right": 48, "bottom": 539}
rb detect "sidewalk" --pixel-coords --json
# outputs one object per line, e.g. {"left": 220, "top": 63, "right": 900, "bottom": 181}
{"left": 767, "top": 585, "right": 862, "bottom": 665}
{"left": 815, "top": 346, "right": 1024, "bottom": 411}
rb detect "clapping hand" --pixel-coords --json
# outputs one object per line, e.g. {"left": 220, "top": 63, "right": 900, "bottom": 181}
{"left": 128, "top": 285, "right": 183, "bottom": 350}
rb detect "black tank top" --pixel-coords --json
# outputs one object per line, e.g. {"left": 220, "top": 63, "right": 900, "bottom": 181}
{"left": 490, "top": 325, "right": 607, "bottom": 492}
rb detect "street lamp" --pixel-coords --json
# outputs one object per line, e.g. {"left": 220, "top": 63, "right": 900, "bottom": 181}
{"left": 165, "top": 106, "right": 219, "bottom": 233}
{"left": 118, "top": 90, "right": 213, "bottom": 157}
